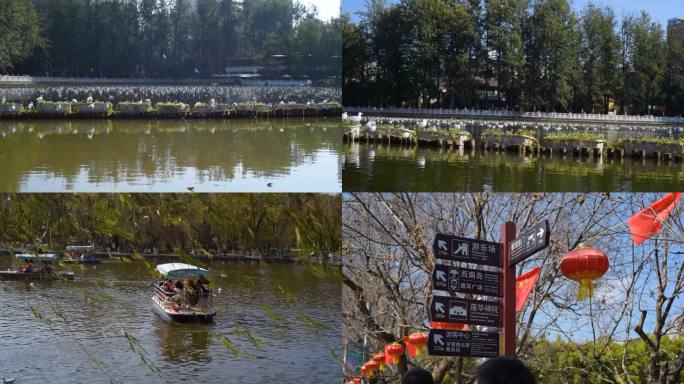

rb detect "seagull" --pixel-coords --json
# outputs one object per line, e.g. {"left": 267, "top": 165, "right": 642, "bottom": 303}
{"left": 194, "top": 68, "right": 200, "bottom": 74}
{"left": 187, "top": 187, "right": 195, "bottom": 192}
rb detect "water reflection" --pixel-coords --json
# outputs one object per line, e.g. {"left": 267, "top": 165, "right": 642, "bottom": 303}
{"left": 343, "top": 143, "right": 684, "bottom": 192}
{"left": 0, "top": 119, "right": 341, "bottom": 192}
{"left": 156, "top": 320, "right": 212, "bottom": 364}
{"left": 0, "top": 260, "right": 341, "bottom": 383}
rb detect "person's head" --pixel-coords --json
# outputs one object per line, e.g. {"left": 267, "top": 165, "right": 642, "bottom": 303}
{"left": 476, "top": 357, "right": 536, "bottom": 384}
{"left": 401, "top": 367, "right": 434, "bottom": 384}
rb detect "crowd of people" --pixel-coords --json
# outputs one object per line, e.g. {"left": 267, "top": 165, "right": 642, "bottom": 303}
{"left": 158, "top": 275, "right": 211, "bottom": 309}
{"left": 400, "top": 358, "right": 536, "bottom": 384}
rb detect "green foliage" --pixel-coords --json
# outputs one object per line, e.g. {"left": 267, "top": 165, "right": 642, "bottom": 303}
{"left": 0, "top": 0, "right": 44, "bottom": 71}
{"left": 545, "top": 132, "right": 605, "bottom": 142}
{"left": 618, "top": 135, "right": 684, "bottom": 146}
{"left": 526, "top": 335, "right": 684, "bottom": 384}
{"left": 483, "top": 128, "right": 537, "bottom": 139}
{"left": 7, "top": 0, "right": 339, "bottom": 81}
{"left": 0, "top": 194, "right": 341, "bottom": 259}
{"left": 344, "top": 1, "right": 684, "bottom": 115}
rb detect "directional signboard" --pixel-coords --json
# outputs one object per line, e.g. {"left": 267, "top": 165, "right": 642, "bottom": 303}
{"left": 433, "top": 234, "right": 502, "bottom": 267}
{"left": 427, "top": 329, "right": 500, "bottom": 357}
{"left": 432, "top": 265, "right": 502, "bottom": 297}
{"left": 508, "top": 221, "right": 550, "bottom": 266}
{"left": 429, "top": 296, "right": 501, "bottom": 327}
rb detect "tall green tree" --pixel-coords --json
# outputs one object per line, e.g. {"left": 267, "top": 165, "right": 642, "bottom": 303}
{"left": 484, "top": 0, "right": 527, "bottom": 109}
{"left": 663, "top": 38, "right": 684, "bottom": 115}
{"left": 523, "top": 0, "right": 579, "bottom": 112}
{"left": 578, "top": 4, "right": 620, "bottom": 113}
{"left": 0, "top": 0, "right": 44, "bottom": 72}
{"left": 623, "top": 12, "right": 666, "bottom": 115}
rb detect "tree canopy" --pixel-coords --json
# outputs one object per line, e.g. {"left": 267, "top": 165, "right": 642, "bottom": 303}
{"left": 1, "top": 0, "right": 340, "bottom": 80}
{"left": 343, "top": 0, "right": 684, "bottom": 116}
{"left": 0, "top": 193, "right": 341, "bottom": 258}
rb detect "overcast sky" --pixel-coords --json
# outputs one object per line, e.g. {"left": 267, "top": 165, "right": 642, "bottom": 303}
{"left": 301, "top": 0, "right": 340, "bottom": 21}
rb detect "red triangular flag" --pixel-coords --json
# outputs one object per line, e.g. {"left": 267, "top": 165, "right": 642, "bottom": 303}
{"left": 628, "top": 193, "right": 681, "bottom": 245}
{"left": 516, "top": 267, "right": 541, "bottom": 312}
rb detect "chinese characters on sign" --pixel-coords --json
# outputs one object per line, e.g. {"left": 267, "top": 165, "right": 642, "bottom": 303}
{"left": 427, "top": 329, "right": 500, "bottom": 357}
{"left": 433, "top": 234, "right": 502, "bottom": 267}
{"left": 432, "top": 264, "right": 502, "bottom": 297}
{"left": 429, "top": 296, "right": 501, "bottom": 327}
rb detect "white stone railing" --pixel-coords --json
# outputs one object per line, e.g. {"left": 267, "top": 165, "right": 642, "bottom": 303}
{"left": 344, "top": 106, "right": 684, "bottom": 124}
{"left": 0, "top": 75, "right": 205, "bottom": 84}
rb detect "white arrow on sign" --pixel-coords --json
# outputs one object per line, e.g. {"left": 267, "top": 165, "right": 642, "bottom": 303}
{"left": 438, "top": 240, "right": 447, "bottom": 251}
{"left": 433, "top": 333, "right": 444, "bottom": 346}
{"left": 436, "top": 270, "right": 446, "bottom": 282}
{"left": 435, "top": 302, "right": 445, "bottom": 313}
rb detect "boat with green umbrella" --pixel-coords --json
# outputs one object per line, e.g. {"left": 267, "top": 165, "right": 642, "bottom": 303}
{"left": 153, "top": 263, "right": 216, "bottom": 323}
{"left": 0, "top": 252, "right": 74, "bottom": 280}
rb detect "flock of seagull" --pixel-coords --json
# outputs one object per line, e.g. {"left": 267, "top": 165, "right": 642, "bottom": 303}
{"left": 0, "top": 85, "right": 341, "bottom": 106}
{"left": 342, "top": 112, "right": 684, "bottom": 136}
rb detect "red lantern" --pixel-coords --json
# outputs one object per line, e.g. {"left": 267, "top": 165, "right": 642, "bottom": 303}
{"left": 560, "top": 244, "right": 609, "bottom": 301}
{"left": 353, "top": 378, "right": 361, "bottom": 384}
{"left": 366, "top": 360, "right": 379, "bottom": 376}
{"left": 373, "top": 352, "right": 386, "bottom": 371}
{"left": 386, "top": 342, "right": 405, "bottom": 365}
{"left": 408, "top": 332, "right": 428, "bottom": 355}
{"left": 360, "top": 363, "right": 371, "bottom": 378}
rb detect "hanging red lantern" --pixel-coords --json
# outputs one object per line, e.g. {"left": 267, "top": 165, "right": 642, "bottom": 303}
{"left": 386, "top": 342, "right": 405, "bottom": 365}
{"left": 560, "top": 244, "right": 609, "bottom": 301}
{"left": 360, "top": 363, "right": 371, "bottom": 378}
{"left": 408, "top": 332, "right": 429, "bottom": 355}
{"left": 366, "top": 360, "right": 379, "bottom": 376}
{"left": 373, "top": 352, "right": 387, "bottom": 371}
{"left": 353, "top": 378, "right": 361, "bottom": 384}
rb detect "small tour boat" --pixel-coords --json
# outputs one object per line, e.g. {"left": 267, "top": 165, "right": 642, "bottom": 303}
{"left": 152, "top": 263, "right": 216, "bottom": 323}
{"left": 64, "top": 245, "right": 100, "bottom": 264}
{"left": 0, "top": 253, "right": 74, "bottom": 281}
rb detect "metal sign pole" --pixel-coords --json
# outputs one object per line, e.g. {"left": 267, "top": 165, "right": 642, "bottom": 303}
{"left": 501, "top": 221, "right": 517, "bottom": 357}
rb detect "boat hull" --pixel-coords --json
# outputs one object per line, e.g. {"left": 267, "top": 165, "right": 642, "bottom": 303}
{"left": 0, "top": 270, "right": 75, "bottom": 280}
{"left": 152, "top": 297, "right": 215, "bottom": 323}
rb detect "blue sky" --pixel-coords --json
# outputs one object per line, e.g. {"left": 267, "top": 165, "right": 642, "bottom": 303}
{"left": 342, "top": 0, "right": 681, "bottom": 28}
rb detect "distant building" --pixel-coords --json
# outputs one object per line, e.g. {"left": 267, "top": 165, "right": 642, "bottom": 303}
{"left": 668, "top": 17, "right": 684, "bottom": 47}
{"left": 212, "top": 54, "right": 338, "bottom": 86}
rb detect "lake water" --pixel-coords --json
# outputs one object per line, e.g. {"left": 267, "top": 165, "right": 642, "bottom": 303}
{"left": 0, "top": 119, "right": 341, "bottom": 192}
{"left": 0, "top": 260, "right": 341, "bottom": 384}
{"left": 343, "top": 143, "right": 684, "bottom": 192}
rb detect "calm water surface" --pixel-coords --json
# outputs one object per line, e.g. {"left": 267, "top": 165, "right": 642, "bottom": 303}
{"left": 0, "top": 119, "right": 341, "bottom": 192}
{"left": 0, "top": 260, "right": 340, "bottom": 383}
{"left": 343, "top": 143, "right": 684, "bottom": 192}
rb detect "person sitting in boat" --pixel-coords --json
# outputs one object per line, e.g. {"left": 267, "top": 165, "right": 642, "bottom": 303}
{"left": 174, "top": 279, "right": 185, "bottom": 291}
{"left": 41, "top": 261, "right": 54, "bottom": 273}
{"left": 164, "top": 278, "right": 176, "bottom": 294}
{"left": 186, "top": 279, "right": 200, "bottom": 306}
{"left": 197, "top": 275, "right": 210, "bottom": 294}
{"left": 20, "top": 260, "right": 34, "bottom": 273}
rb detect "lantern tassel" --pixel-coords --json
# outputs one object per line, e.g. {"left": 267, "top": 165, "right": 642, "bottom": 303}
{"left": 577, "top": 279, "right": 595, "bottom": 301}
